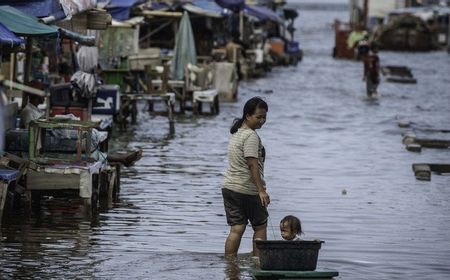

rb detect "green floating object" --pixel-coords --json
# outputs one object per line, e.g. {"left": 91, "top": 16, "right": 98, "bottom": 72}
{"left": 254, "top": 270, "right": 339, "bottom": 279}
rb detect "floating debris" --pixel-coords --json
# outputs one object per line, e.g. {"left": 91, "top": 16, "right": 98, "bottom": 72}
{"left": 412, "top": 164, "right": 450, "bottom": 181}
{"left": 381, "top": 65, "right": 417, "bottom": 84}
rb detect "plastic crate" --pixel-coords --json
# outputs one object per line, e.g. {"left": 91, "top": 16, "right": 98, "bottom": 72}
{"left": 255, "top": 240, "right": 323, "bottom": 271}
{"left": 49, "top": 83, "right": 87, "bottom": 108}
{"left": 286, "top": 41, "right": 300, "bottom": 54}
{"left": 93, "top": 85, "right": 120, "bottom": 115}
{"left": 4, "top": 129, "right": 79, "bottom": 153}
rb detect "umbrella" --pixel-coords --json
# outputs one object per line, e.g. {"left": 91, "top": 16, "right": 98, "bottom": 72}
{"left": 170, "top": 11, "right": 197, "bottom": 80}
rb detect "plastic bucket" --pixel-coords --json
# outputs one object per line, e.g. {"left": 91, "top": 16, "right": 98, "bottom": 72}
{"left": 255, "top": 240, "right": 323, "bottom": 271}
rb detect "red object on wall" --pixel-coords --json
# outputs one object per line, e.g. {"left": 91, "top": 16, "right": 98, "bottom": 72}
{"left": 50, "top": 106, "right": 88, "bottom": 121}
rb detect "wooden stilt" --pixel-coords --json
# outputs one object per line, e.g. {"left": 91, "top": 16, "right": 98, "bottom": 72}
{"left": 0, "top": 182, "right": 8, "bottom": 223}
{"left": 406, "top": 143, "right": 421, "bottom": 152}
{"left": 412, "top": 164, "right": 431, "bottom": 181}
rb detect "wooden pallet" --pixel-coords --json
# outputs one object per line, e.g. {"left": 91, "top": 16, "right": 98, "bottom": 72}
{"left": 254, "top": 270, "right": 339, "bottom": 280}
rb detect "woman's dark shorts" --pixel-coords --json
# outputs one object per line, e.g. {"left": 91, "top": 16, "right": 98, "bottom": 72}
{"left": 222, "top": 188, "right": 268, "bottom": 227}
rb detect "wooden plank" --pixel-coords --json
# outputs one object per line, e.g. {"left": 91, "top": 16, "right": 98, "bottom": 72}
{"left": 414, "top": 138, "right": 450, "bottom": 149}
{"left": 428, "top": 164, "right": 450, "bottom": 174}
{"left": 0, "top": 182, "right": 8, "bottom": 222}
{"left": 141, "top": 10, "right": 183, "bottom": 17}
{"left": 403, "top": 135, "right": 450, "bottom": 149}
{"left": 27, "top": 170, "right": 80, "bottom": 190}
{"left": 406, "top": 143, "right": 422, "bottom": 152}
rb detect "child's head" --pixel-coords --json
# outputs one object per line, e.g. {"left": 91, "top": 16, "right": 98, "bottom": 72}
{"left": 280, "top": 215, "right": 302, "bottom": 241}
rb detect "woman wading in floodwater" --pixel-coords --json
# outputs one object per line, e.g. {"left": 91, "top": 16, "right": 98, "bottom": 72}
{"left": 222, "top": 97, "right": 270, "bottom": 258}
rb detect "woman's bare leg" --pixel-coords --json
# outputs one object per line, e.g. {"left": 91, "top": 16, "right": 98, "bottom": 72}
{"left": 252, "top": 223, "right": 267, "bottom": 257}
{"left": 225, "top": 224, "right": 246, "bottom": 257}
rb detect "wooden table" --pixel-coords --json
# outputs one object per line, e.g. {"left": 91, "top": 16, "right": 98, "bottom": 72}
{"left": 0, "top": 169, "right": 19, "bottom": 223}
{"left": 26, "top": 161, "right": 103, "bottom": 213}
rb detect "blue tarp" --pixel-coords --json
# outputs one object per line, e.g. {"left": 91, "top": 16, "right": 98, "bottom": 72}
{"left": 0, "top": 22, "right": 23, "bottom": 46}
{"left": 106, "top": 0, "right": 144, "bottom": 21}
{"left": 0, "top": 169, "right": 19, "bottom": 183}
{"left": 0, "top": 6, "right": 59, "bottom": 36}
{"left": 183, "top": 0, "right": 224, "bottom": 18}
{"left": 214, "top": 0, "right": 244, "bottom": 12}
{"left": 245, "top": 5, "right": 282, "bottom": 23}
{"left": 0, "top": 0, "right": 65, "bottom": 20}
{"left": 151, "top": 2, "right": 169, "bottom": 11}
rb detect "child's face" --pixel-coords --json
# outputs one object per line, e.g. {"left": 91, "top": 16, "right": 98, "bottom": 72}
{"left": 280, "top": 222, "right": 296, "bottom": 241}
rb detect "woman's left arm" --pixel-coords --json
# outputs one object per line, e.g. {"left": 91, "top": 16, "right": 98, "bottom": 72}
{"left": 246, "top": 157, "right": 270, "bottom": 207}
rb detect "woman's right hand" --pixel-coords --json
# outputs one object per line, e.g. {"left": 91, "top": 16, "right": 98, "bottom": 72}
{"left": 259, "top": 190, "right": 270, "bottom": 207}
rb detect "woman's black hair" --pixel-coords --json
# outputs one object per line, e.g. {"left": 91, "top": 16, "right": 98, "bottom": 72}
{"left": 230, "top": 96, "right": 268, "bottom": 134}
{"left": 280, "top": 215, "right": 303, "bottom": 235}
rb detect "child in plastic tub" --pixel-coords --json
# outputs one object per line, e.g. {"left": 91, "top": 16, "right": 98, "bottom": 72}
{"left": 280, "top": 215, "right": 303, "bottom": 241}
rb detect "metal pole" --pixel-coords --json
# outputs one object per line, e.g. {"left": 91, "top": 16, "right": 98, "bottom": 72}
{"left": 22, "top": 37, "right": 33, "bottom": 109}
{"left": 448, "top": 14, "right": 450, "bottom": 53}
{"left": 239, "top": 11, "right": 244, "bottom": 41}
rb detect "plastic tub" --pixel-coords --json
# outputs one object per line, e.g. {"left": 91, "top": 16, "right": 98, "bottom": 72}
{"left": 255, "top": 240, "right": 324, "bottom": 271}
{"left": 269, "top": 38, "right": 285, "bottom": 56}
{"left": 128, "top": 55, "right": 161, "bottom": 70}
{"left": 286, "top": 41, "right": 300, "bottom": 54}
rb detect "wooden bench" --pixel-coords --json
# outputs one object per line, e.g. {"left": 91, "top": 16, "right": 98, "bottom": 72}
{"left": 185, "top": 63, "right": 219, "bottom": 115}
{"left": 0, "top": 168, "right": 19, "bottom": 223}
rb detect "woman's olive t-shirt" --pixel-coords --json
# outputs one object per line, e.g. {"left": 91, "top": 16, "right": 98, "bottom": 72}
{"left": 223, "top": 127, "right": 265, "bottom": 195}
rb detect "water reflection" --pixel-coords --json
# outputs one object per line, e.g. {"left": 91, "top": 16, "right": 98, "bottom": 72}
{"left": 224, "top": 254, "right": 257, "bottom": 280}
{"left": 1, "top": 198, "right": 97, "bottom": 279}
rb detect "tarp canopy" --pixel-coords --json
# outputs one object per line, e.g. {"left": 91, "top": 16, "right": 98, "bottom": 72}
{"left": 0, "top": 22, "right": 24, "bottom": 46}
{"left": 171, "top": 12, "right": 197, "bottom": 80}
{"left": 245, "top": 5, "right": 282, "bottom": 23}
{"left": 0, "top": 0, "right": 65, "bottom": 20}
{"left": 59, "top": 0, "right": 97, "bottom": 19}
{"left": 0, "top": 0, "right": 97, "bottom": 21}
{"left": 105, "top": 0, "right": 144, "bottom": 21}
{"left": 183, "top": 0, "right": 224, "bottom": 18}
{"left": 0, "top": 5, "right": 59, "bottom": 36}
{"left": 150, "top": 2, "right": 170, "bottom": 11}
{"left": 214, "top": 0, "right": 244, "bottom": 12}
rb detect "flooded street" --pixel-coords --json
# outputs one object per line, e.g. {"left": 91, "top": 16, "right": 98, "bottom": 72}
{"left": 2, "top": 2, "right": 450, "bottom": 279}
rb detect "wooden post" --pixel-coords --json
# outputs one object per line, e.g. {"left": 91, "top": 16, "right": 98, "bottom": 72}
{"left": 168, "top": 102, "right": 175, "bottom": 135}
{"left": 448, "top": 14, "right": 450, "bottom": 53}
{"left": 239, "top": 11, "right": 244, "bottom": 41}
{"left": 145, "top": 65, "right": 153, "bottom": 95}
{"left": 22, "top": 37, "right": 33, "bottom": 109}
{"left": 363, "top": 0, "right": 369, "bottom": 30}
{"left": 0, "top": 182, "right": 9, "bottom": 223}
{"left": 87, "top": 99, "right": 92, "bottom": 121}
{"left": 9, "top": 53, "right": 14, "bottom": 91}
{"left": 77, "top": 129, "right": 83, "bottom": 161}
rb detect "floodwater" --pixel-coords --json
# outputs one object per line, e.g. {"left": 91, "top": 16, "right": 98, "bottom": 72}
{"left": 2, "top": 2, "right": 450, "bottom": 280}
